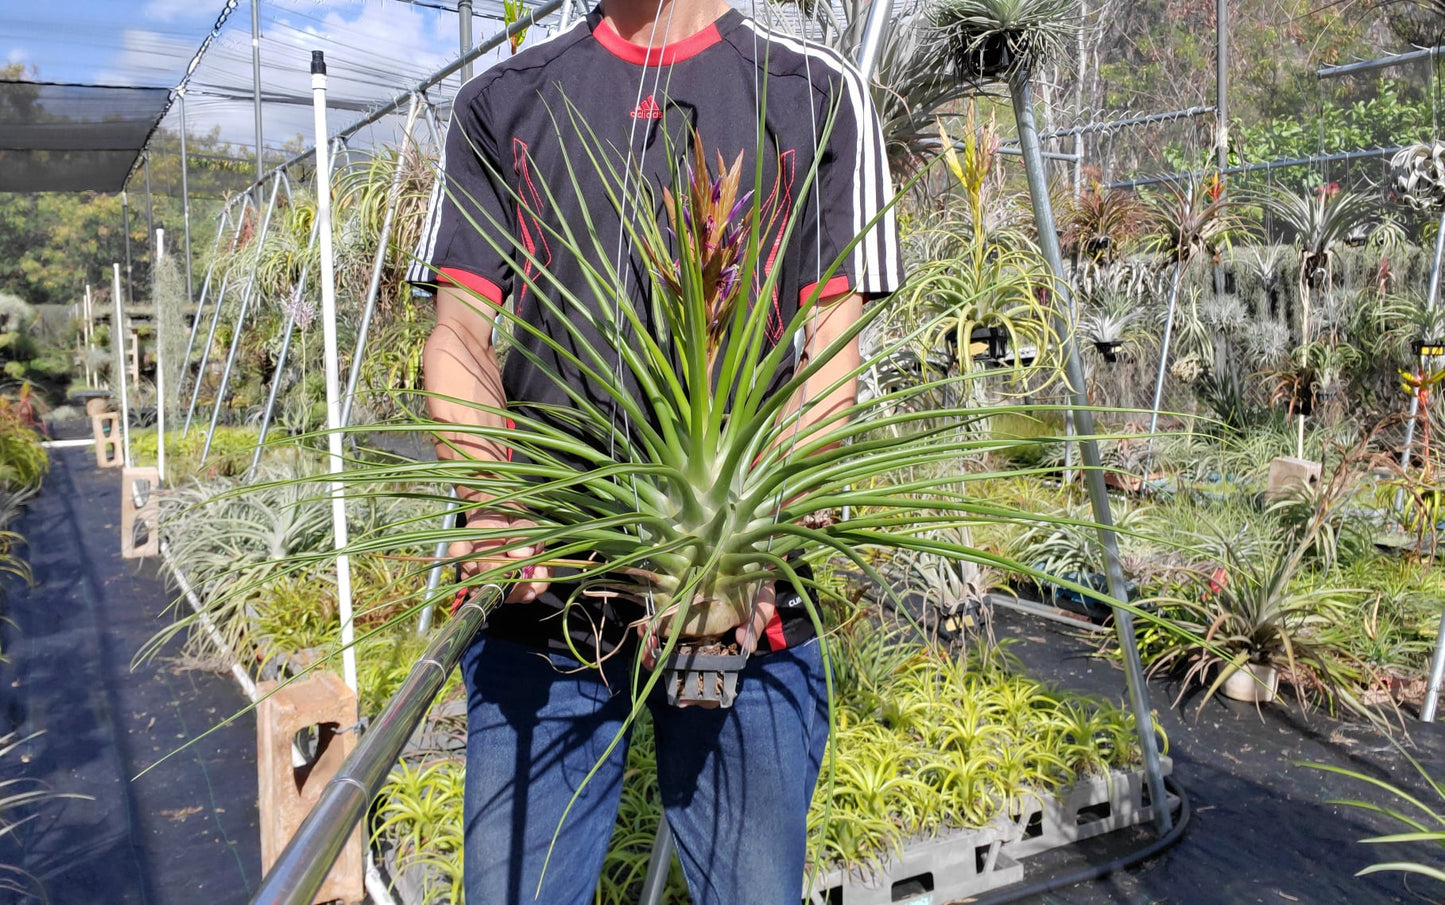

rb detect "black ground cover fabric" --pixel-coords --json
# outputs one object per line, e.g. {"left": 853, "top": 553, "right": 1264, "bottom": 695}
{"left": 0, "top": 427, "right": 259, "bottom": 904}
{"left": 996, "top": 608, "right": 1445, "bottom": 905}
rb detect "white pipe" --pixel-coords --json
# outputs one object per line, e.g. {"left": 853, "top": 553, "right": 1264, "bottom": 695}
{"left": 112, "top": 263, "right": 132, "bottom": 466}
{"left": 155, "top": 228, "right": 167, "bottom": 485}
{"left": 312, "top": 52, "right": 358, "bottom": 695}
{"left": 83, "top": 284, "right": 93, "bottom": 388}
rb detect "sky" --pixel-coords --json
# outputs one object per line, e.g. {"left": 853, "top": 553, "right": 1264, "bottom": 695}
{"left": 1, "top": 0, "right": 526, "bottom": 157}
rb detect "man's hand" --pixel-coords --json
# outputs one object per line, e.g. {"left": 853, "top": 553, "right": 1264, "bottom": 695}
{"left": 639, "top": 582, "right": 777, "bottom": 669}
{"left": 735, "top": 582, "right": 776, "bottom": 653}
{"left": 452, "top": 508, "right": 549, "bottom": 603}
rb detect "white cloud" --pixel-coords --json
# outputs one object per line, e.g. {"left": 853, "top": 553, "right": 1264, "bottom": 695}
{"left": 5, "top": 48, "right": 27, "bottom": 66}
{"left": 142, "top": 0, "right": 211, "bottom": 25}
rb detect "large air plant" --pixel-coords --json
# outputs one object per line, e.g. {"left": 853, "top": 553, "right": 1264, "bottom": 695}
{"left": 322, "top": 101, "right": 1139, "bottom": 662}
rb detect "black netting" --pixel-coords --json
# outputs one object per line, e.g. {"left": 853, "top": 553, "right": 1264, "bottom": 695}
{"left": 0, "top": 82, "right": 170, "bottom": 192}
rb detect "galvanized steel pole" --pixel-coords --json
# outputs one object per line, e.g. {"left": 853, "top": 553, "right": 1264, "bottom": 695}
{"left": 179, "top": 89, "right": 195, "bottom": 303}
{"left": 855, "top": 0, "right": 895, "bottom": 91}
{"left": 248, "top": 143, "right": 334, "bottom": 479}
{"left": 184, "top": 201, "right": 252, "bottom": 436}
{"left": 252, "top": 0, "right": 264, "bottom": 182}
{"left": 1413, "top": 209, "right": 1445, "bottom": 723}
{"left": 418, "top": 487, "right": 461, "bottom": 635}
{"left": 458, "top": 0, "right": 474, "bottom": 82}
{"left": 155, "top": 228, "right": 167, "bottom": 484}
{"left": 200, "top": 175, "right": 283, "bottom": 461}
{"left": 180, "top": 207, "right": 231, "bottom": 383}
{"left": 339, "top": 95, "right": 423, "bottom": 431}
{"left": 1010, "top": 66, "right": 1171, "bottom": 834}
{"left": 112, "top": 263, "right": 132, "bottom": 465}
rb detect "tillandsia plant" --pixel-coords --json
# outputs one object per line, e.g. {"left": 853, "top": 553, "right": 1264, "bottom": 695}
{"left": 1247, "top": 183, "right": 1377, "bottom": 348}
{"left": 353, "top": 100, "right": 1098, "bottom": 653}
{"left": 927, "top": 0, "right": 1081, "bottom": 82}
{"left": 899, "top": 110, "right": 1056, "bottom": 373}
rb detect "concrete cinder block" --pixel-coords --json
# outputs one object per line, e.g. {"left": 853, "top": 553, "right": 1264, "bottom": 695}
{"left": 92, "top": 412, "right": 121, "bottom": 468}
{"left": 120, "top": 467, "right": 160, "bottom": 559}
{"left": 1266, "top": 457, "right": 1321, "bottom": 501}
{"left": 805, "top": 818, "right": 1024, "bottom": 905}
{"left": 257, "top": 672, "right": 363, "bottom": 905}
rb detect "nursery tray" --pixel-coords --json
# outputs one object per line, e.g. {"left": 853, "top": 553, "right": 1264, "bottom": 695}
{"left": 806, "top": 758, "right": 1175, "bottom": 905}
{"left": 661, "top": 648, "right": 748, "bottom": 708}
{"left": 1003, "top": 757, "right": 1175, "bottom": 859}
{"left": 805, "top": 817, "right": 1024, "bottom": 905}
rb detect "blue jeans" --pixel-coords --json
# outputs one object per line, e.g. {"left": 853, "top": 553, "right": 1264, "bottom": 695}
{"left": 459, "top": 632, "right": 829, "bottom": 904}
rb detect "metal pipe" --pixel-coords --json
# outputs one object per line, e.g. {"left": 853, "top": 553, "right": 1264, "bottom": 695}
{"left": 183, "top": 202, "right": 250, "bottom": 436}
{"left": 1215, "top": 0, "right": 1228, "bottom": 176}
{"left": 1412, "top": 209, "right": 1445, "bottom": 723}
{"left": 1398, "top": 210, "right": 1445, "bottom": 477}
{"left": 252, "top": 0, "right": 264, "bottom": 182}
{"left": 638, "top": 820, "right": 674, "bottom": 905}
{"left": 199, "top": 175, "right": 283, "bottom": 459}
{"left": 122, "top": 190, "right": 134, "bottom": 304}
{"left": 1423, "top": 600, "right": 1445, "bottom": 721}
{"left": 112, "top": 263, "right": 132, "bottom": 465}
{"left": 418, "top": 487, "right": 461, "bottom": 635}
{"left": 458, "top": 0, "right": 474, "bottom": 82}
{"left": 1146, "top": 258, "right": 1185, "bottom": 445}
{"left": 1001, "top": 105, "right": 1214, "bottom": 145}
{"left": 247, "top": 144, "right": 332, "bottom": 478}
{"left": 180, "top": 208, "right": 232, "bottom": 383}
{"left": 1109, "top": 145, "right": 1407, "bottom": 190}
{"left": 156, "top": 228, "right": 167, "bottom": 485}
{"left": 247, "top": 312, "right": 295, "bottom": 480}
{"left": 1010, "top": 66, "right": 1171, "bottom": 834}
{"left": 230, "top": 0, "right": 564, "bottom": 197}
{"left": 313, "top": 51, "right": 360, "bottom": 694}
{"left": 996, "top": 146, "right": 1081, "bottom": 162}
{"left": 246, "top": 586, "right": 503, "bottom": 905}
{"left": 82, "top": 285, "right": 93, "bottom": 388}
{"left": 557, "top": 0, "right": 578, "bottom": 32}
{"left": 144, "top": 156, "right": 155, "bottom": 276}
{"left": 179, "top": 90, "right": 195, "bottom": 303}
{"left": 1318, "top": 45, "right": 1443, "bottom": 80}
{"left": 340, "top": 95, "right": 423, "bottom": 431}
{"left": 855, "top": 0, "right": 895, "bottom": 88}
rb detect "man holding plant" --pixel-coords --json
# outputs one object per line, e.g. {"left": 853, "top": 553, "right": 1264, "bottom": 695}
{"left": 411, "top": 0, "right": 898, "bottom": 900}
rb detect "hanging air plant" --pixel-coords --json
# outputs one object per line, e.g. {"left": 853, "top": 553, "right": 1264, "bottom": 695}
{"left": 928, "top": 0, "right": 1080, "bottom": 81}
{"left": 1391, "top": 142, "right": 1445, "bottom": 213}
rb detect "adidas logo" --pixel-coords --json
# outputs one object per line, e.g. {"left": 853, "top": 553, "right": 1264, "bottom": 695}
{"left": 630, "top": 95, "right": 663, "bottom": 119}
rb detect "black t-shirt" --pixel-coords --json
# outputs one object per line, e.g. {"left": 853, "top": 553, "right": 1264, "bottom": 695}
{"left": 411, "top": 8, "right": 901, "bottom": 655}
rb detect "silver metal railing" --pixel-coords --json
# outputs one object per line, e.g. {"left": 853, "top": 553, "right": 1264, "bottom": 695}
{"left": 248, "top": 584, "right": 502, "bottom": 905}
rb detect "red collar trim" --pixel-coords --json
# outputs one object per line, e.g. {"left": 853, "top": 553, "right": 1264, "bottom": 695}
{"left": 592, "top": 17, "right": 722, "bottom": 66}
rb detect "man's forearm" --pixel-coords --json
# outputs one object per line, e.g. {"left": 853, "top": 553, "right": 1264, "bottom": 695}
{"left": 791, "top": 291, "right": 863, "bottom": 455}
{"left": 425, "top": 288, "right": 510, "bottom": 502}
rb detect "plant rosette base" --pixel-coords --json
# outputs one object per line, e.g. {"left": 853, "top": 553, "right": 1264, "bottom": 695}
{"left": 1093, "top": 340, "right": 1124, "bottom": 363}
{"left": 949, "top": 31, "right": 1017, "bottom": 80}
{"left": 660, "top": 645, "right": 748, "bottom": 709}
